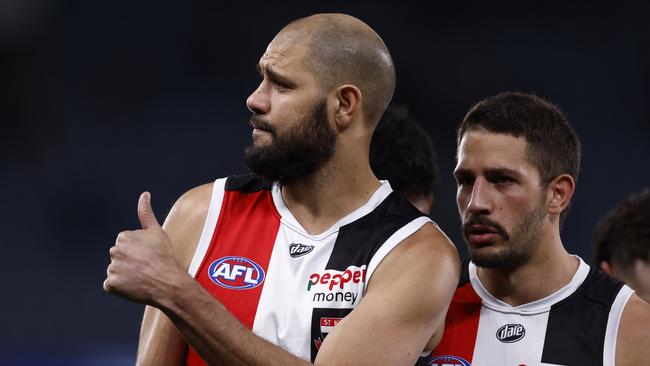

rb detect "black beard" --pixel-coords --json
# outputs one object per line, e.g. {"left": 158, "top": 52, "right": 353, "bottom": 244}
{"left": 464, "top": 197, "right": 546, "bottom": 270}
{"left": 244, "top": 100, "right": 336, "bottom": 186}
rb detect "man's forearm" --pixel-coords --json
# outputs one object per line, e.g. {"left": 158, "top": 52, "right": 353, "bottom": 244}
{"left": 157, "top": 273, "right": 311, "bottom": 366}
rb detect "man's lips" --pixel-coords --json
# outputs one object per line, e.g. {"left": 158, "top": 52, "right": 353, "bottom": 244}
{"left": 251, "top": 128, "right": 272, "bottom": 140}
{"left": 249, "top": 118, "right": 274, "bottom": 140}
{"left": 465, "top": 224, "right": 503, "bottom": 245}
{"left": 250, "top": 122, "right": 265, "bottom": 131}
{"left": 467, "top": 224, "right": 499, "bottom": 234}
{"left": 250, "top": 117, "right": 272, "bottom": 131}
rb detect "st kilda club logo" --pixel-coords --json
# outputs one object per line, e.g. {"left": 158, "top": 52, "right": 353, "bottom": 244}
{"left": 208, "top": 256, "right": 265, "bottom": 290}
{"left": 427, "top": 355, "right": 471, "bottom": 366}
{"left": 289, "top": 243, "right": 314, "bottom": 258}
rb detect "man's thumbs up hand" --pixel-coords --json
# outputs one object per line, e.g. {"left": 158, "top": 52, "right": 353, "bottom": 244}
{"left": 138, "top": 192, "right": 162, "bottom": 230}
{"left": 104, "top": 192, "right": 184, "bottom": 307}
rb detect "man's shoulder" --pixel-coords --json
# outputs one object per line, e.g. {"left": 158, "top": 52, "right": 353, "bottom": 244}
{"left": 371, "top": 222, "right": 460, "bottom": 288}
{"left": 617, "top": 294, "right": 650, "bottom": 365}
{"left": 399, "top": 223, "right": 460, "bottom": 265}
{"left": 575, "top": 266, "right": 626, "bottom": 307}
{"left": 172, "top": 182, "right": 215, "bottom": 219}
{"left": 173, "top": 173, "right": 271, "bottom": 215}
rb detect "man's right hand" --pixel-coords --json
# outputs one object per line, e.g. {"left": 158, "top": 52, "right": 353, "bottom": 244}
{"left": 104, "top": 192, "right": 186, "bottom": 307}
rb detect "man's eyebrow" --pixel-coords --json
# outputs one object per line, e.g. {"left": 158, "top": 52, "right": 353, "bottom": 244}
{"left": 453, "top": 168, "right": 472, "bottom": 179}
{"left": 453, "top": 167, "right": 521, "bottom": 178}
{"left": 484, "top": 167, "right": 521, "bottom": 177}
{"left": 256, "top": 64, "right": 294, "bottom": 86}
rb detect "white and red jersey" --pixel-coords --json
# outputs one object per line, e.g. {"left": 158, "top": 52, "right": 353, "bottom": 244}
{"left": 185, "top": 174, "right": 431, "bottom": 365}
{"left": 418, "top": 257, "right": 634, "bottom": 366}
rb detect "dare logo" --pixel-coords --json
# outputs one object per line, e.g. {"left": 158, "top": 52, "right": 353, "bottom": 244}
{"left": 289, "top": 243, "right": 314, "bottom": 258}
{"left": 208, "top": 256, "right": 265, "bottom": 290}
{"left": 496, "top": 323, "right": 526, "bottom": 343}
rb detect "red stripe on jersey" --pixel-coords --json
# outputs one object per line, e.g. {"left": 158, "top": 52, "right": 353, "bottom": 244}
{"left": 187, "top": 189, "right": 281, "bottom": 366}
{"left": 430, "top": 283, "right": 482, "bottom": 363}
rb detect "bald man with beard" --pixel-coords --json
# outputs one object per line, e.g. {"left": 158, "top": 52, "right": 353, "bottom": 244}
{"left": 103, "top": 14, "right": 459, "bottom": 366}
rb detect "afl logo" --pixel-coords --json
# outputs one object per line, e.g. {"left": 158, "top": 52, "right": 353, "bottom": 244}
{"left": 496, "top": 323, "right": 526, "bottom": 343}
{"left": 208, "top": 256, "right": 265, "bottom": 290}
{"left": 428, "top": 355, "right": 471, "bottom": 366}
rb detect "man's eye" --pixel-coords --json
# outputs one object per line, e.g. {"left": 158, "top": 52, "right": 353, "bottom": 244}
{"left": 272, "top": 80, "right": 290, "bottom": 91}
{"left": 494, "top": 175, "right": 515, "bottom": 184}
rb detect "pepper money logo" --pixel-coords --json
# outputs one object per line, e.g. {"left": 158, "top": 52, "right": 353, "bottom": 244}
{"left": 307, "top": 265, "right": 366, "bottom": 306}
{"left": 208, "top": 256, "right": 265, "bottom": 290}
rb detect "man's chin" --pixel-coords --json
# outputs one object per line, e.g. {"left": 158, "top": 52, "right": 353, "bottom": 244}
{"left": 469, "top": 246, "right": 530, "bottom": 270}
{"left": 468, "top": 246, "right": 507, "bottom": 268}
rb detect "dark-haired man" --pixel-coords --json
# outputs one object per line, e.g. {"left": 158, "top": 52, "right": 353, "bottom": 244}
{"left": 104, "top": 13, "right": 459, "bottom": 366}
{"left": 594, "top": 189, "right": 650, "bottom": 303}
{"left": 419, "top": 92, "right": 650, "bottom": 365}
{"left": 370, "top": 106, "right": 438, "bottom": 215}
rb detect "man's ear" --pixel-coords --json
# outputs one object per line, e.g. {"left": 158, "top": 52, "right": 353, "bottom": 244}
{"left": 332, "top": 84, "right": 361, "bottom": 131}
{"left": 547, "top": 174, "right": 575, "bottom": 215}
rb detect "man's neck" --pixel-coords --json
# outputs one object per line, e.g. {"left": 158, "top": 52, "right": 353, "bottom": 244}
{"left": 476, "top": 232, "right": 580, "bottom": 307}
{"left": 280, "top": 158, "right": 381, "bottom": 235}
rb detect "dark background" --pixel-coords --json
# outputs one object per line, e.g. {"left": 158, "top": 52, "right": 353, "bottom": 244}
{"left": 1, "top": 1, "right": 648, "bottom": 364}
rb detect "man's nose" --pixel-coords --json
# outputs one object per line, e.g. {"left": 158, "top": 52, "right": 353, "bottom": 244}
{"left": 467, "top": 179, "right": 492, "bottom": 216}
{"left": 246, "top": 83, "right": 270, "bottom": 114}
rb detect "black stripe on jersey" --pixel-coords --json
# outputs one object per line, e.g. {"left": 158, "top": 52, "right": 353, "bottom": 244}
{"left": 458, "top": 259, "right": 471, "bottom": 288}
{"left": 325, "top": 192, "right": 425, "bottom": 271}
{"left": 310, "top": 308, "right": 353, "bottom": 362}
{"left": 541, "top": 268, "right": 624, "bottom": 366}
{"left": 225, "top": 173, "right": 272, "bottom": 192}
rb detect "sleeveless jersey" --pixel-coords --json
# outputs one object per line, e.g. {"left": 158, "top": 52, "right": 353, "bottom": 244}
{"left": 417, "top": 257, "right": 634, "bottom": 366}
{"left": 185, "top": 174, "right": 431, "bottom": 365}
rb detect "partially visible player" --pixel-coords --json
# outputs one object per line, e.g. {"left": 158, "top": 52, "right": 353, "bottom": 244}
{"left": 370, "top": 105, "right": 437, "bottom": 214}
{"left": 594, "top": 188, "right": 650, "bottom": 303}
{"left": 418, "top": 92, "right": 650, "bottom": 366}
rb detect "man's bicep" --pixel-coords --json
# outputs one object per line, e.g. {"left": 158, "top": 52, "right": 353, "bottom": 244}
{"left": 137, "top": 306, "right": 187, "bottom": 366}
{"left": 314, "top": 226, "right": 460, "bottom": 366}
{"left": 313, "top": 290, "right": 434, "bottom": 365}
{"left": 161, "top": 183, "right": 213, "bottom": 270}
{"left": 137, "top": 184, "right": 212, "bottom": 365}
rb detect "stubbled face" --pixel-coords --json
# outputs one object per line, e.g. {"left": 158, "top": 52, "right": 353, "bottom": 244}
{"left": 454, "top": 129, "right": 548, "bottom": 269}
{"left": 244, "top": 35, "right": 336, "bottom": 184}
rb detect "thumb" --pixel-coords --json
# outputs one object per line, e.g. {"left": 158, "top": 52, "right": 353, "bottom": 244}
{"left": 138, "top": 191, "right": 161, "bottom": 230}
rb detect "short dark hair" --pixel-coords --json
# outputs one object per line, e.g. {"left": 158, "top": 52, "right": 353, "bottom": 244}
{"left": 593, "top": 189, "right": 650, "bottom": 272}
{"left": 457, "top": 92, "right": 581, "bottom": 224}
{"left": 370, "top": 105, "right": 437, "bottom": 202}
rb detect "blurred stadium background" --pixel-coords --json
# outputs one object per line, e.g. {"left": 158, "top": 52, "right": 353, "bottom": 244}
{"left": 1, "top": 1, "right": 648, "bottom": 364}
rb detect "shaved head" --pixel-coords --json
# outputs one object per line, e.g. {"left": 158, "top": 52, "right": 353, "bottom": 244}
{"left": 276, "top": 14, "right": 396, "bottom": 125}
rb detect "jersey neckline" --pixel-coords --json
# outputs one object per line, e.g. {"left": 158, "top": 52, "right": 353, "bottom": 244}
{"left": 271, "top": 180, "right": 393, "bottom": 241}
{"left": 469, "top": 256, "right": 590, "bottom": 315}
